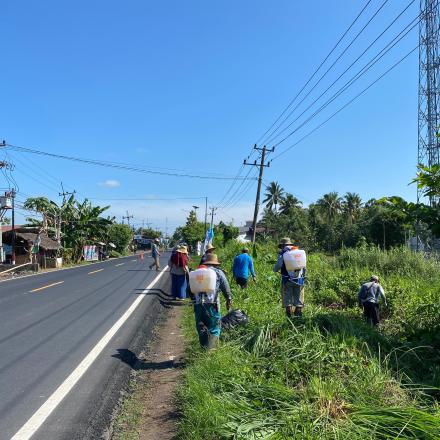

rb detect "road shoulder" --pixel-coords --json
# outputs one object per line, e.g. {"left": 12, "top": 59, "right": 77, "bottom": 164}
{"left": 111, "top": 297, "right": 187, "bottom": 440}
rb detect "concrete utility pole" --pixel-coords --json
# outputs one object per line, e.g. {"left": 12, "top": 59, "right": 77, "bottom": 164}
{"left": 204, "top": 196, "right": 208, "bottom": 237}
{"left": 244, "top": 145, "right": 274, "bottom": 244}
{"left": 209, "top": 206, "right": 217, "bottom": 229}
{"left": 122, "top": 211, "right": 134, "bottom": 227}
{"left": 11, "top": 189, "right": 16, "bottom": 265}
{"left": 0, "top": 151, "right": 14, "bottom": 263}
{"left": 58, "top": 182, "right": 75, "bottom": 245}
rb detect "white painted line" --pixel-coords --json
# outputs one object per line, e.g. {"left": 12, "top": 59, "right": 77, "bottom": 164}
{"left": 88, "top": 268, "right": 104, "bottom": 275}
{"left": 30, "top": 281, "right": 64, "bottom": 293}
{"left": 11, "top": 267, "right": 167, "bottom": 440}
{"left": 115, "top": 263, "right": 125, "bottom": 267}
{"left": 131, "top": 259, "right": 137, "bottom": 262}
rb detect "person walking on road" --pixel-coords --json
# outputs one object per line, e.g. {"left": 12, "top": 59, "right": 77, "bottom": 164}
{"left": 273, "top": 238, "right": 306, "bottom": 318}
{"left": 192, "top": 253, "right": 232, "bottom": 350}
{"left": 358, "top": 275, "right": 387, "bottom": 326}
{"left": 149, "top": 238, "right": 161, "bottom": 271}
{"left": 200, "top": 243, "right": 215, "bottom": 265}
{"left": 232, "top": 247, "right": 256, "bottom": 288}
{"left": 168, "top": 246, "right": 189, "bottom": 300}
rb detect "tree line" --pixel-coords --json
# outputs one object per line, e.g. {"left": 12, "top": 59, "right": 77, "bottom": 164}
{"left": 23, "top": 195, "right": 135, "bottom": 262}
{"left": 260, "top": 165, "right": 440, "bottom": 252}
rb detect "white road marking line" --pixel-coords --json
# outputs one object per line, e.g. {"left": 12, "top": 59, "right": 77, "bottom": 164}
{"left": 88, "top": 269, "right": 104, "bottom": 275}
{"left": 11, "top": 267, "right": 167, "bottom": 440}
{"left": 30, "top": 281, "right": 64, "bottom": 293}
{"left": 115, "top": 263, "right": 125, "bottom": 267}
{"left": 131, "top": 259, "right": 137, "bottom": 262}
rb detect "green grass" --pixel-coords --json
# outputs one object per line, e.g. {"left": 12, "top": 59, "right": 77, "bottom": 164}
{"left": 178, "top": 243, "right": 440, "bottom": 439}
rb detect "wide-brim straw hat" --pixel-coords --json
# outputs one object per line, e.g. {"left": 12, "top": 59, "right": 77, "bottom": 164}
{"left": 177, "top": 246, "right": 188, "bottom": 254}
{"left": 206, "top": 243, "right": 216, "bottom": 251}
{"left": 154, "top": 238, "right": 160, "bottom": 243}
{"left": 278, "top": 237, "right": 294, "bottom": 248}
{"left": 203, "top": 253, "right": 221, "bottom": 265}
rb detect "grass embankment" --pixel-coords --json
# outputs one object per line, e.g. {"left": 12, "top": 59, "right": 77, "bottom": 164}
{"left": 179, "top": 244, "right": 440, "bottom": 439}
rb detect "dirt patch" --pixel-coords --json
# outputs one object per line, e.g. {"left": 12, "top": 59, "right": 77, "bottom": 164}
{"left": 111, "top": 299, "right": 187, "bottom": 440}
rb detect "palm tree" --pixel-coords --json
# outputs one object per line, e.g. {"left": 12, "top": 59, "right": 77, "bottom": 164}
{"left": 342, "top": 192, "right": 363, "bottom": 224}
{"left": 263, "top": 181, "right": 284, "bottom": 212}
{"left": 279, "top": 194, "right": 302, "bottom": 215}
{"left": 316, "top": 192, "right": 342, "bottom": 222}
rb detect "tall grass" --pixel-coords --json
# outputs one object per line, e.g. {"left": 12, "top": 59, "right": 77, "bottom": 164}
{"left": 178, "top": 243, "right": 440, "bottom": 439}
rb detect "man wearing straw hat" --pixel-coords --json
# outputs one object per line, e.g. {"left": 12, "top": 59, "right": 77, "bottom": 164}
{"left": 200, "top": 243, "right": 215, "bottom": 265}
{"left": 193, "top": 253, "right": 232, "bottom": 349}
{"left": 273, "top": 237, "right": 306, "bottom": 318}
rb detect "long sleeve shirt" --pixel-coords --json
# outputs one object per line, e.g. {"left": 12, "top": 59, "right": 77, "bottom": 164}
{"left": 194, "top": 267, "right": 232, "bottom": 307}
{"left": 273, "top": 246, "right": 306, "bottom": 285}
{"left": 358, "top": 281, "right": 386, "bottom": 305}
{"left": 232, "top": 253, "right": 256, "bottom": 279}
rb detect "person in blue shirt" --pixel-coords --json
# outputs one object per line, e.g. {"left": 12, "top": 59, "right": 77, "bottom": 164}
{"left": 232, "top": 247, "right": 256, "bottom": 288}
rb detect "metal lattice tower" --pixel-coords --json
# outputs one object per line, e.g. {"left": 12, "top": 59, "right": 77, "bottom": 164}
{"left": 418, "top": 0, "right": 440, "bottom": 203}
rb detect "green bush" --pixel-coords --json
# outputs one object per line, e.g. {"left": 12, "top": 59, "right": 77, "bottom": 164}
{"left": 179, "top": 242, "right": 440, "bottom": 439}
{"left": 109, "top": 250, "right": 122, "bottom": 258}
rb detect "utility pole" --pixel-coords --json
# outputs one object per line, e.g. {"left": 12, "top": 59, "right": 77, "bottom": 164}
{"left": 204, "top": 196, "right": 208, "bottom": 237}
{"left": 122, "top": 211, "right": 134, "bottom": 227}
{"left": 0, "top": 156, "right": 14, "bottom": 263}
{"left": 244, "top": 144, "right": 274, "bottom": 243}
{"left": 209, "top": 206, "right": 217, "bottom": 229}
{"left": 58, "top": 182, "right": 75, "bottom": 245}
{"left": 11, "top": 189, "right": 16, "bottom": 265}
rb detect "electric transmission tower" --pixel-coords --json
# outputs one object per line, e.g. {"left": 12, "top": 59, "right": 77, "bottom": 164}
{"left": 418, "top": 0, "right": 440, "bottom": 204}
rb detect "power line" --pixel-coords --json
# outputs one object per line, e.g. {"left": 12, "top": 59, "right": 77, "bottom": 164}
{"left": 259, "top": 0, "right": 392, "bottom": 147}
{"left": 219, "top": 166, "right": 257, "bottom": 209}
{"left": 254, "top": 0, "right": 374, "bottom": 146}
{"left": 271, "top": 45, "right": 419, "bottom": 161}
{"left": 4, "top": 144, "right": 254, "bottom": 181}
{"left": 266, "top": 0, "right": 418, "bottom": 148}
{"left": 268, "top": 7, "right": 421, "bottom": 151}
{"left": 89, "top": 196, "right": 207, "bottom": 201}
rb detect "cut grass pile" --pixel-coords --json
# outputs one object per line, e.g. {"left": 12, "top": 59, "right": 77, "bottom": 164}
{"left": 179, "top": 243, "right": 440, "bottom": 439}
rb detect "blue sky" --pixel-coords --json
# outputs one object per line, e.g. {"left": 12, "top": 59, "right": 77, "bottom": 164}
{"left": 0, "top": 0, "right": 420, "bottom": 232}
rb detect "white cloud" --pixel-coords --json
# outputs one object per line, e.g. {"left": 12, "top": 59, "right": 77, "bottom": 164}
{"left": 98, "top": 179, "right": 120, "bottom": 188}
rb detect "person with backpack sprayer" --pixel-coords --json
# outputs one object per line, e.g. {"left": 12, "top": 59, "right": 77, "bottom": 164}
{"left": 358, "top": 275, "right": 387, "bottom": 326}
{"left": 273, "top": 237, "right": 307, "bottom": 318}
{"left": 189, "top": 253, "right": 232, "bottom": 349}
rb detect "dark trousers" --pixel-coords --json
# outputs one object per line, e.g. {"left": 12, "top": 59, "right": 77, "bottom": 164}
{"left": 235, "top": 277, "right": 248, "bottom": 288}
{"left": 363, "top": 302, "right": 380, "bottom": 326}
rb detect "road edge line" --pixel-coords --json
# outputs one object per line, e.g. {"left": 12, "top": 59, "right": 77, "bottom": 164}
{"left": 11, "top": 267, "right": 168, "bottom": 440}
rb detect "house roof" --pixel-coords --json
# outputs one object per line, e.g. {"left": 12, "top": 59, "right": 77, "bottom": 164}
{"left": 0, "top": 225, "right": 23, "bottom": 232}
{"left": 3, "top": 229, "right": 62, "bottom": 251}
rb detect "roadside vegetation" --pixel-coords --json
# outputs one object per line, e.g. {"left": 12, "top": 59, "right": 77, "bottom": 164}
{"left": 22, "top": 194, "right": 156, "bottom": 263}
{"left": 178, "top": 242, "right": 440, "bottom": 439}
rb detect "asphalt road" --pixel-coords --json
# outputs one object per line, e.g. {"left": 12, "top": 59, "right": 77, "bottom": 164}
{"left": 0, "top": 253, "right": 171, "bottom": 440}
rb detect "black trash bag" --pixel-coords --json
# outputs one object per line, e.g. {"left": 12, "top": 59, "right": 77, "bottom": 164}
{"left": 221, "top": 309, "right": 249, "bottom": 330}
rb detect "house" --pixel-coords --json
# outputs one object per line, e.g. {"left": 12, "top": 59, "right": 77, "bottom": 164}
{"left": 237, "top": 220, "right": 271, "bottom": 242}
{"left": 237, "top": 220, "right": 253, "bottom": 242}
{"left": 2, "top": 227, "right": 63, "bottom": 268}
